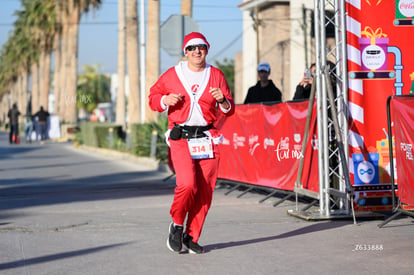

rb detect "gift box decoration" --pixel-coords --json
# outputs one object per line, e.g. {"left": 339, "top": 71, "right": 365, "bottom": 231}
{"left": 359, "top": 27, "right": 389, "bottom": 71}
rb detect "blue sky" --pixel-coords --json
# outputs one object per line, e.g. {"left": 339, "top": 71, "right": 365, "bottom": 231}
{"left": 0, "top": 0, "right": 243, "bottom": 74}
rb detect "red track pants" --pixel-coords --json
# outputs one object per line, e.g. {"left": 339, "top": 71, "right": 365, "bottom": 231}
{"left": 169, "top": 138, "right": 220, "bottom": 243}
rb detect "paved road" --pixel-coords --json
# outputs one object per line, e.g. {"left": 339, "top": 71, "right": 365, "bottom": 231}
{"left": 1, "top": 131, "right": 413, "bottom": 275}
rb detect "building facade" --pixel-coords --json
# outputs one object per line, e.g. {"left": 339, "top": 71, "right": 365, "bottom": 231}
{"left": 235, "top": 0, "right": 315, "bottom": 103}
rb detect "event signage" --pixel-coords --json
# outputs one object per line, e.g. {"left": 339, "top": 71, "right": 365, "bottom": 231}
{"left": 347, "top": 0, "right": 414, "bottom": 211}
{"left": 390, "top": 97, "right": 414, "bottom": 207}
{"left": 215, "top": 102, "right": 319, "bottom": 193}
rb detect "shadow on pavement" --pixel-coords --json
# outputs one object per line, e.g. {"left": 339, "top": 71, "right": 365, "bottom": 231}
{"left": 204, "top": 221, "right": 348, "bottom": 252}
{"left": 0, "top": 170, "right": 176, "bottom": 212}
{"left": 0, "top": 242, "right": 133, "bottom": 271}
{"left": 0, "top": 159, "right": 112, "bottom": 172}
{"left": 0, "top": 144, "right": 42, "bottom": 159}
{"left": 0, "top": 133, "right": 177, "bottom": 214}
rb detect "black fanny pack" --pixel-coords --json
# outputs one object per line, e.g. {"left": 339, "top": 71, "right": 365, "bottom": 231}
{"left": 170, "top": 124, "right": 213, "bottom": 140}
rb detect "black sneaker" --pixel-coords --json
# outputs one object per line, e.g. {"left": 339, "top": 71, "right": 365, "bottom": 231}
{"left": 166, "top": 222, "right": 183, "bottom": 252}
{"left": 182, "top": 233, "right": 204, "bottom": 254}
{"left": 182, "top": 233, "right": 191, "bottom": 249}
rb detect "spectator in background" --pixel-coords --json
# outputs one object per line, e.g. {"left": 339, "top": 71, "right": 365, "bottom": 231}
{"left": 7, "top": 103, "right": 21, "bottom": 144}
{"left": 24, "top": 114, "right": 34, "bottom": 143}
{"left": 90, "top": 111, "right": 98, "bottom": 122}
{"left": 244, "top": 62, "right": 282, "bottom": 104}
{"left": 99, "top": 110, "right": 106, "bottom": 122}
{"left": 293, "top": 63, "right": 316, "bottom": 100}
{"left": 33, "top": 106, "right": 50, "bottom": 141}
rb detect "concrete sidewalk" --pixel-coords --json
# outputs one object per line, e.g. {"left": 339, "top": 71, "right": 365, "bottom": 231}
{"left": 0, "top": 132, "right": 413, "bottom": 275}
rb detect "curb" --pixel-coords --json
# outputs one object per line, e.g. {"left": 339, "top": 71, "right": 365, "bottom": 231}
{"left": 75, "top": 144, "right": 172, "bottom": 173}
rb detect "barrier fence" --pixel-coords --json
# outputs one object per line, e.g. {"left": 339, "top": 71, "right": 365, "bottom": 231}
{"left": 379, "top": 95, "right": 414, "bottom": 227}
{"left": 166, "top": 97, "right": 414, "bottom": 219}
{"left": 215, "top": 101, "right": 319, "bottom": 198}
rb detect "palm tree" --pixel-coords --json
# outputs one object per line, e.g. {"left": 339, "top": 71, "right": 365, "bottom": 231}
{"left": 26, "top": 0, "right": 57, "bottom": 111}
{"left": 0, "top": 11, "right": 30, "bottom": 109}
{"left": 126, "top": 0, "right": 141, "bottom": 124}
{"left": 12, "top": 0, "right": 57, "bottom": 115}
{"left": 77, "top": 64, "right": 111, "bottom": 114}
{"left": 0, "top": 20, "right": 32, "bottom": 116}
{"left": 1, "top": 0, "right": 101, "bottom": 124}
{"left": 52, "top": 3, "right": 63, "bottom": 118}
{"left": 116, "top": 0, "right": 126, "bottom": 127}
{"left": 58, "top": 0, "right": 102, "bottom": 124}
{"left": 10, "top": 25, "right": 32, "bottom": 115}
{"left": 39, "top": 0, "right": 57, "bottom": 112}
{"left": 0, "top": 42, "right": 14, "bottom": 105}
{"left": 13, "top": 5, "right": 41, "bottom": 114}
{"left": 145, "top": 0, "right": 160, "bottom": 123}
{"left": 0, "top": 41, "right": 18, "bottom": 107}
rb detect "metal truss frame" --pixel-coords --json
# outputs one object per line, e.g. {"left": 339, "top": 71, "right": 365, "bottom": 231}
{"left": 313, "top": 0, "right": 352, "bottom": 218}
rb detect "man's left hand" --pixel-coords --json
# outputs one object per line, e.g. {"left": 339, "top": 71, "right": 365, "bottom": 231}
{"left": 209, "top": 87, "right": 230, "bottom": 109}
{"left": 209, "top": 87, "right": 225, "bottom": 102}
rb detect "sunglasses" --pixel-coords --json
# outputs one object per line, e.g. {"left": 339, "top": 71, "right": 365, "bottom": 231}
{"left": 185, "top": 44, "right": 208, "bottom": 51}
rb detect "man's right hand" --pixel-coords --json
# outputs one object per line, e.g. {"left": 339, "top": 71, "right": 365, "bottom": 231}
{"left": 163, "top": 93, "right": 183, "bottom": 107}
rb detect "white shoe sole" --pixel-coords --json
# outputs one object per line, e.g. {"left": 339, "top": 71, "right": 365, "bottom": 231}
{"left": 166, "top": 238, "right": 176, "bottom": 252}
{"left": 183, "top": 241, "right": 203, "bottom": 254}
{"left": 182, "top": 242, "right": 192, "bottom": 253}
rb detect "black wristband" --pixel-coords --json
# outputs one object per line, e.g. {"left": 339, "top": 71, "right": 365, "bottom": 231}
{"left": 217, "top": 97, "right": 226, "bottom": 104}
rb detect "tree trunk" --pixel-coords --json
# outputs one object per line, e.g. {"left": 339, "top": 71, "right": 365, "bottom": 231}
{"left": 116, "top": 0, "right": 126, "bottom": 127}
{"left": 181, "top": 0, "right": 193, "bottom": 17}
{"left": 21, "top": 70, "right": 29, "bottom": 115}
{"left": 53, "top": 33, "right": 62, "bottom": 117}
{"left": 39, "top": 50, "right": 51, "bottom": 110}
{"left": 55, "top": 3, "right": 65, "bottom": 120}
{"left": 59, "top": 17, "right": 69, "bottom": 122}
{"left": 38, "top": 52, "right": 46, "bottom": 109}
{"left": 1, "top": 96, "right": 9, "bottom": 120}
{"left": 17, "top": 75, "right": 24, "bottom": 115}
{"left": 126, "top": 0, "right": 141, "bottom": 124}
{"left": 145, "top": 0, "right": 160, "bottom": 123}
{"left": 31, "top": 62, "right": 40, "bottom": 114}
{"left": 44, "top": 52, "right": 51, "bottom": 111}
{"left": 11, "top": 84, "right": 17, "bottom": 109}
{"left": 65, "top": 5, "right": 81, "bottom": 124}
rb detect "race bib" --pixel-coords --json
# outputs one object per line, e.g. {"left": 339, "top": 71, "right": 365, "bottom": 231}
{"left": 188, "top": 137, "right": 214, "bottom": 159}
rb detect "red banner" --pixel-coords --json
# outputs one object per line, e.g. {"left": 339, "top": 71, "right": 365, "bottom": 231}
{"left": 346, "top": 0, "right": 414, "bottom": 211}
{"left": 391, "top": 97, "right": 414, "bottom": 206}
{"left": 215, "top": 102, "right": 319, "bottom": 193}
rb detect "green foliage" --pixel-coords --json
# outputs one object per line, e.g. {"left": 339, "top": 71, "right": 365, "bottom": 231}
{"left": 112, "top": 136, "right": 127, "bottom": 151}
{"left": 130, "top": 114, "right": 169, "bottom": 161}
{"left": 76, "top": 115, "right": 170, "bottom": 162}
{"left": 79, "top": 121, "right": 99, "bottom": 147}
{"left": 130, "top": 123, "right": 152, "bottom": 157}
{"left": 94, "top": 125, "right": 122, "bottom": 148}
{"left": 78, "top": 121, "right": 123, "bottom": 149}
{"left": 214, "top": 58, "right": 235, "bottom": 97}
{"left": 74, "top": 131, "right": 83, "bottom": 145}
{"left": 150, "top": 114, "right": 169, "bottom": 161}
{"left": 77, "top": 64, "right": 111, "bottom": 113}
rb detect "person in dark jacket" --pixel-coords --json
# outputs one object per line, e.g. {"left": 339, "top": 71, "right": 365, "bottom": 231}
{"left": 33, "top": 106, "right": 50, "bottom": 141}
{"left": 244, "top": 62, "right": 282, "bottom": 104}
{"left": 293, "top": 63, "right": 316, "bottom": 100}
{"left": 7, "top": 103, "right": 21, "bottom": 144}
